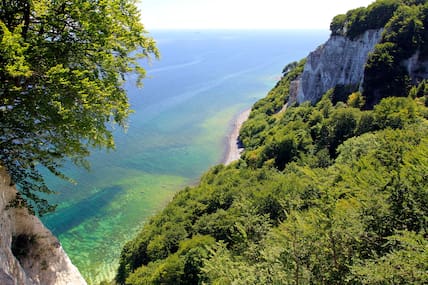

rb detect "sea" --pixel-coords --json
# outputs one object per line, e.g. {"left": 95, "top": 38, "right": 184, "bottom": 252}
{"left": 41, "top": 29, "right": 329, "bottom": 284}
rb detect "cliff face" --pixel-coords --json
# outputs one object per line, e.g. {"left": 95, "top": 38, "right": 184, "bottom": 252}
{"left": 0, "top": 168, "right": 87, "bottom": 285}
{"left": 295, "top": 29, "right": 383, "bottom": 104}
{"left": 403, "top": 50, "right": 428, "bottom": 83}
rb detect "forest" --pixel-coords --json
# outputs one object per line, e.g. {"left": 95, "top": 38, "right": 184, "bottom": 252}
{"left": 115, "top": 1, "right": 428, "bottom": 284}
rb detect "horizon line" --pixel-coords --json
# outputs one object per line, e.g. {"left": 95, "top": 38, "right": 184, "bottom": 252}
{"left": 146, "top": 27, "right": 331, "bottom": 31}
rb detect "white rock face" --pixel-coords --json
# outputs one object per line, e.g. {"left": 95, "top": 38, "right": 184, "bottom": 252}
{"left": 296, "top": 29, "right": 383, "bottom": 104}
{"left": 403, "top": 50, "right": 428, "bottom": 82}
{"left": 0, "top": 168, "right": 87, "bottom": 285}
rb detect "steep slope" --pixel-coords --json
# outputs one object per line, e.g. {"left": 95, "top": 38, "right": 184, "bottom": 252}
{"left": 115, "top": 1, "right": 428, "bottom": 284}
{"left": 295, "top": 0, "right": 428, "bottom": 106}
{"left": 0, "top": 168, "right": 87, "bottom": 285}
{"left": 296, "top": 29, "right": 383, "bottom": 104}
{"left": 116, "top": 97, "right": 428, "bottom": 285}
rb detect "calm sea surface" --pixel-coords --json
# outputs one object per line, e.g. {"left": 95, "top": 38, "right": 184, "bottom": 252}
{"left": 42, "top": 30, "right": 328, "bottom": 284}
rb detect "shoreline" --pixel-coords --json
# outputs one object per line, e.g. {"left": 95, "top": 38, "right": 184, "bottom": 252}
{"left": 222, "top": 108, "right": 251, "bottom": 165}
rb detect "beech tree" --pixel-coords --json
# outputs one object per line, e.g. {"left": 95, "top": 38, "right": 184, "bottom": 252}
{"left": 0, "top": 0, "right": 158, "bottom": 215}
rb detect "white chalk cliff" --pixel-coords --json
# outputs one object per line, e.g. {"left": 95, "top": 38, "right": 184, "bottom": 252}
{"left": 295, "top": 29, "right": 384, "bottom": 104}
{"left": 0, "top": 168, "right": 87, "bottom": 285}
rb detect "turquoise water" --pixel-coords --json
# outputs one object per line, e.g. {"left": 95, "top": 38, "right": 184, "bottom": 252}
{"left": 41, "top": 30, "right": 328, "bottom": 284}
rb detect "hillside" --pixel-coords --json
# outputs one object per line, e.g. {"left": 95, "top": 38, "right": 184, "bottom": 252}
{"left": 115, "top": 1, "right": 428, "bottom": 284}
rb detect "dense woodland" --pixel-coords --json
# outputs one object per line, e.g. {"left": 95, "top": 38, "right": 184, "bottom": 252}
{"left": 115, "top": 1, "right": 428, "bottom": 284}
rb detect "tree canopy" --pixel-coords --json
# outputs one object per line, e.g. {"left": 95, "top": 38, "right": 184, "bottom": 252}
{"left": 116, "top": 1, "right": 428, "bottom": 281}
{"left": 117, "top": 92, "right": 428, "bottom": 285}
{"left": 0, "top": 0, "right": 158, "bottom": 215}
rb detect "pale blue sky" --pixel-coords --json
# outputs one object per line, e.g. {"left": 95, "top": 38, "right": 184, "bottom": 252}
{"left": 138, "top": 0, "right": 375, "bottom": 30}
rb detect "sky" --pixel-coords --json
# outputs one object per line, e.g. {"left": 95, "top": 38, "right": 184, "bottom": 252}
{"left": 138, "top": 0, "right": 376, "bottom": 30}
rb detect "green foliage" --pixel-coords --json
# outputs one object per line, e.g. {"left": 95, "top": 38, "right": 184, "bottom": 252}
{"left": 347, "top": 92, "right": 366, "bottom": 108}
{"left": 0, "top": 0, "right": 158, "bottom": 215}
{"left": 351, "top": 231, "right": 428, "bottom": 284}
{"left": 117, "top": 1, "right": 428, "bottom": 283}
{"left": 409, "top": 79, "right": 428, "bottom": 98}
{"left": 125, "top": 235, "right": 215, "bottom": 285}
{"left": 239, "top": 58, "right": 306, "bottom": 154}
{"left": 328, "top": 0, "right": 428, "bottom": 107}
{"left": 373, "top": 97, "right": 420, "bottom": 129}
{"left": 330, "top": 0, "right": 401, "bottom": 38}
{"left": 330, "top": 84, "right": 359, "bottom": 105}
{"left": 363, "top": 41, "right": 409, "bottom": 106}
{"left": 241, "top": 92, "right": 378, "bottom": 168}
{"left": 200, "top": 123, "right": 428, "bottom": 285}
{"left": 362, "top": 1, "right": 427, "bottom": 107}
{"left": 330, "top": 14, "right": 347, "bottom": 36}
{"left": 117, "top": 93, "right": 428, "bottom": 284}
{"left": 382, "top": 4, "right": 425, "bottom": 59}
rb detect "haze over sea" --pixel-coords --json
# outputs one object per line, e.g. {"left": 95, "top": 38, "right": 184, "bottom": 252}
{"left": 42, "top": 30, "right": 328, "bottom": 284}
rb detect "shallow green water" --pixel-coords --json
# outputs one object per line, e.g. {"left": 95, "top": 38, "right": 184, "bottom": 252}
{"left": 42, "top": 30, "right": 328, "bottom": 284}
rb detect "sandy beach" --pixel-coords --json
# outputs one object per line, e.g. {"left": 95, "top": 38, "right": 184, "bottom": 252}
{"left": 223, "top": 109, "right": 251, "bottom": 165}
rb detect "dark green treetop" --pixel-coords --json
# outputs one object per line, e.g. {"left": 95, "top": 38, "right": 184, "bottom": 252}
{"left": 0, "top": 0, "right": 158, "bottom": 215}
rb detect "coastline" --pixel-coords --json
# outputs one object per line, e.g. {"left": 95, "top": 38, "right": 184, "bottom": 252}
{"left": 223, "top": 108, "right": 251, "bottom": 165}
